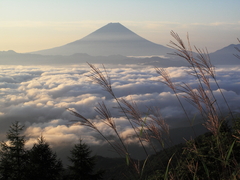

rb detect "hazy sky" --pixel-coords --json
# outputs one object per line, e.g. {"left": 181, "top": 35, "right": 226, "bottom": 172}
{"left": 0, "top": 0, "right": 239, "bottom": 53}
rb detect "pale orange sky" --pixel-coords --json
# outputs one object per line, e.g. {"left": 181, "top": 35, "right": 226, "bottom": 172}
{"left": 0, "top": 0, "right": 239, "bottom": 53}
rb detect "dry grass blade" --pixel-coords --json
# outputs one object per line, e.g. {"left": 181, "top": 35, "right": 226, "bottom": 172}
{"left": 119, "top": 99, "right": 166, "bottom": 156}
{"left": 118, "top": 97, "right": 151, "bottom": 156}
{"left": 68, "top": 108, "right": 127, "bottom": 158}
{"left": 197, "top": 85, "right": 218, "bottom": 120}
{"left": 193, "top": 47, "right": 226, "bottom": 119}
{"left": 167, "top": 31, "right": 233, "bottom": 134}
{"left": 95, "top": 101, "right": 130, "bottom": 157}
{"left": 118, "top": 98, "right": 160, "bottom": 154}
{"left": 155, "top": 67, "right": 176, "bottom": 91}
{"left": 147, "top": 122, "right": 162, "bottom": 140}
{"left": 143, "top": 107, "right": 172, "bottom": 152}
{"left": 87, "top": 63, "right": 149, "bottom": 157}
{"left": 168, "top": 31, "right": 208, "bottom": 94}
{"left": 155, "top": 67, "right": 197, "bottom": 136}
{"left": 95, "top": 101, "right": 116, "bottom": 129}
{"left": 148, "top": 107, "right": 169, "bottom": 137}
{"left": 168, "top": 31, "right": 194, "bottom": 66}
{"left": 180, "top": 83, "right": 203, "bottom": 115}
{"left": 204, "top": 114, "right": 220, "bottom": 136}
{"left": 193, "top": 49, "right": 212, "bottom": 88}
{"left": 169, "top": 31, "right": 186, "bottom": 51}
{"left": 119, "top": 98, "right": 142, "bottom": 125}
{"left": 195, "top": 47, "right": 215, "bottom": 78}
{"left": 87, "top": 63, "right": 113, "bottom": 96}
{"left": 194, "top": 46, "right": 234, "bottom": 119}
{"left": 68, "top": 108, "right": 97, "bottom": 129}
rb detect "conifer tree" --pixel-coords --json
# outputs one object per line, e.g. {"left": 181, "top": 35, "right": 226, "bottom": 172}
{"left": 0, "top": 121, "right": 28, "bottom": 180}
{"left": 68, "top": 139, "right": 104, "bottom": 180}
{"left": 26, "top": 135, "right": 63, "bottom": 180}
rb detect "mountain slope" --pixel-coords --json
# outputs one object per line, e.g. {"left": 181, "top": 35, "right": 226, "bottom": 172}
{"left": 209, "top": 44, "right": 240, "bottom": 65}
{"left": 31, "top": 22, "right": 173, "bottom": 56}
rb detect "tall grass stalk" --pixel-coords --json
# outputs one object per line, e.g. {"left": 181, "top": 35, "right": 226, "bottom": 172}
{"left": 169, "top": 31, "right": 234, "bottom": 121}
{"left": 87, "top": 63, "right": 149, "bottom": 157}
{"left": 166, "top": 31, "right": 235, "bottom": 135}
{"left": 153, "top": 32, "right": 239, "bottom": 179}
{"left": 155, "top": 67, "right": 197, "bottom": 138}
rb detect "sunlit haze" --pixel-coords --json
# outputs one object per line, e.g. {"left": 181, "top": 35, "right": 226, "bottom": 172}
{"left": 0, "top": 0, "right": 239, "bottom": 53}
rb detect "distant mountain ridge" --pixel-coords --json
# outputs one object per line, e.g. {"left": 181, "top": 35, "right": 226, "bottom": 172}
{"left": 0, "top": 50, "right": 189, "bottom": 67}
{"left": 1, "top": 43, "right": 239, "bottom": 66}
{"left": 30, "top": 22, "right": 172, "bottom": 56}
{"left": 209, "top": 44, "right": 240, "bottom": 65}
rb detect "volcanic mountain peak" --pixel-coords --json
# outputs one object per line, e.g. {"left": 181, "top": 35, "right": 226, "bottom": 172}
{"left": 31, "top": 22, "right": 172, "bottom": 56}
{"left": 87, "top": 22, "right": 135, "bottom": 34}
{"left": 70, "top": 22, "right": 154, "bottom": 44}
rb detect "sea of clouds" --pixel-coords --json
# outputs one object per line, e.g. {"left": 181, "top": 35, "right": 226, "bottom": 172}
{"left": 0, "top": 63, "right": 239, "bottom": 161}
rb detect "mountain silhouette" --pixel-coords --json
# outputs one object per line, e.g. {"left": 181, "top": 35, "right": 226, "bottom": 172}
{"left": 31, "top": 22, "right": 172, "bottom": 56}
{"left": 209, "top": 44, "right": 240, "bottom": 65}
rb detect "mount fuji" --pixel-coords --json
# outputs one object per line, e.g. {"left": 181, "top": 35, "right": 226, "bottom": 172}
{"left": 31, "top": 22, "right": 172, "bottom": 56}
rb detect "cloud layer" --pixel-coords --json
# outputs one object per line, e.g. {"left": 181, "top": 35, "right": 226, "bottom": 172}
{"left": 0, "top": 64, "right": 239, "bottom": 160}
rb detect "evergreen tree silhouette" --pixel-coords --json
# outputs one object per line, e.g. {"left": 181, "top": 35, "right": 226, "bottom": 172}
{"left": 26, "top": 135, "right": 63, "bottom": 180}
{"left": 0, "top": 121, "right": 28, "bottom": 180}
{"left": 68, "top": 139, "right": 104, "bottom": 180}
